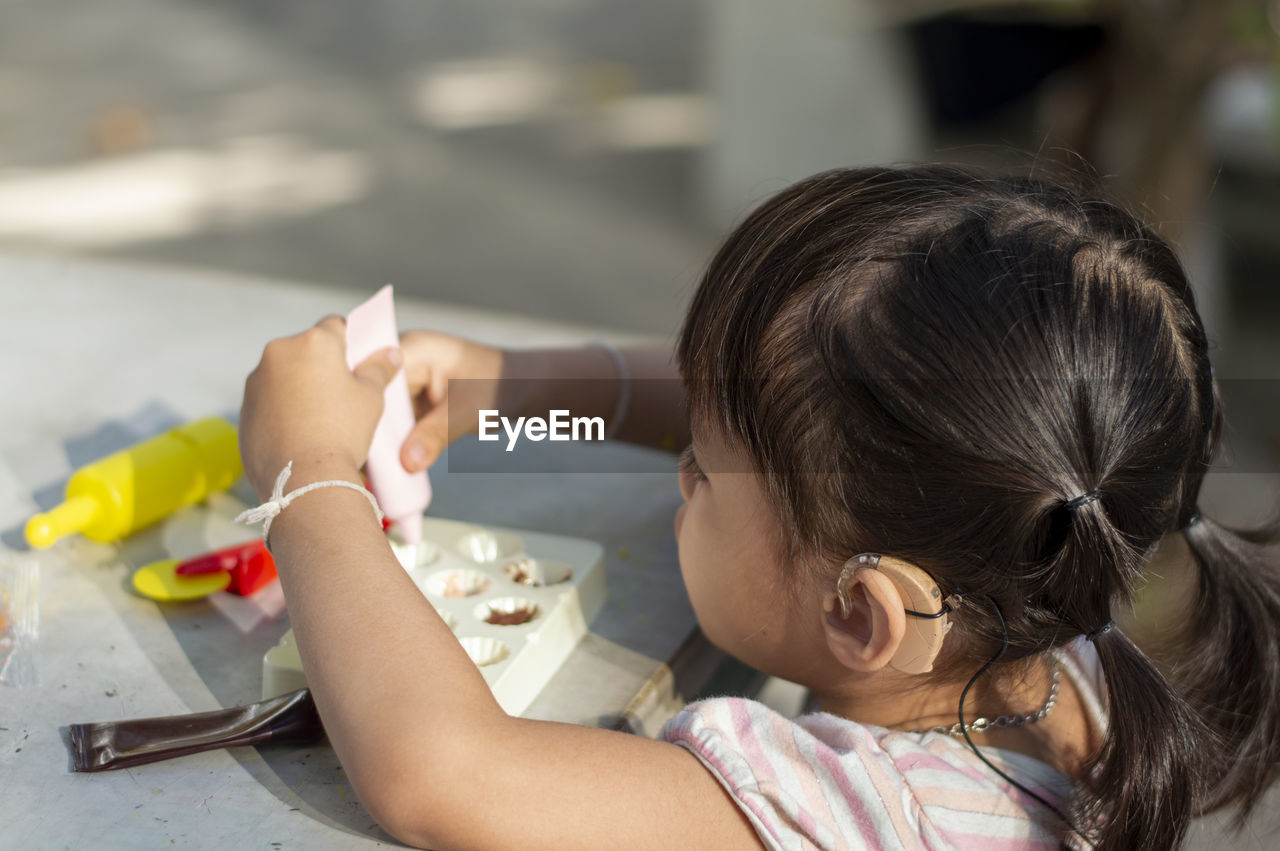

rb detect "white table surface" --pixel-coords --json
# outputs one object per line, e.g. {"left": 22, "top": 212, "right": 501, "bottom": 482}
{"left": 0, "top": 253, "right": 709, "bottom": 849}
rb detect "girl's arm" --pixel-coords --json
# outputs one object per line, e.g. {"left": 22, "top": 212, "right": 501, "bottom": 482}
{"left": 396, "top": 332, "right": 690, "bottom": 472}
{"left": 240, "top": 321, "right": 757, "bottom": 850}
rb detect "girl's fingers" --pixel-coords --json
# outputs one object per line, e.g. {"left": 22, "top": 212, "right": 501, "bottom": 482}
{"left": 399, "top": 332, "right": 453, "bottom": 399}
{"left": 393, "top": 330, "right": 504, "bottom": 472}
{"left": 314, "top": 314, "right": 347, "bottom": 339}
{"left": 428, "top": 364, "right": 449, "bottom": 406}
{"left": 353, "top": 346, "right": 404, "bottom": 393}
{"left": 402, "top": 401, "right": 449, "bottom": 473}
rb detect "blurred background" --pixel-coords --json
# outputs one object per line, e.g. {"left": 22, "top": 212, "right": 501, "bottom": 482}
{"left": 1, "top": 0, "right": 1278, "bottom": 844}
{"left": 3, "top": 0, "right": 1276, "bottom": 475}
{"left": 1, "top": 0, "right": 1276, "bottom": 338}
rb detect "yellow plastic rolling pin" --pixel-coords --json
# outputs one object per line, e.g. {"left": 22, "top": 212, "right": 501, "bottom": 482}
{"left": 24, "top": 417, "right": 242, "bottom": 549}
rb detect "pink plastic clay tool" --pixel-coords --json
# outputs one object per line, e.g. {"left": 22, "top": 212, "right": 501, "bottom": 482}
{"left": 346, "top": 285, "right": 431, "bottom": 544}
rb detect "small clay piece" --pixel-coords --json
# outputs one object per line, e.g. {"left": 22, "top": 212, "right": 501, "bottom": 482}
{"left": 438, "top": 571, "right": 491, "bottom": 598}
{"left": 486, "top": 606, "right": 536, "bottom": 626}
{"left": 503, "top": 558, "right": 572, "bottom": 587}
{"left": 504, "top": 558, "right": 536, "bottom": 586}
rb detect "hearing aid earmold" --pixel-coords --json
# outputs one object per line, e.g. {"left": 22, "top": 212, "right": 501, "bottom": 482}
{"left": 837, "top": 553, "right": 952, "bottom": 674}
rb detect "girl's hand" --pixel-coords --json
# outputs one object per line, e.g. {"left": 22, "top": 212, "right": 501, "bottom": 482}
{"left": 240, "top": 316, "right": 403, "bottom": 500}
{"left": 398, "top": 330, "right": 504, "bottom": 472}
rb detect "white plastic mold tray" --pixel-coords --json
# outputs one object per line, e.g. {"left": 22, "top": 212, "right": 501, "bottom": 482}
{"left": 262, "top": 516, "right": 607, "bottom": 717}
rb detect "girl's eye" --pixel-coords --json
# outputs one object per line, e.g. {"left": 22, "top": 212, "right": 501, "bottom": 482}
{"left": 679, "top": 447, "right": 706, "bottom": 482}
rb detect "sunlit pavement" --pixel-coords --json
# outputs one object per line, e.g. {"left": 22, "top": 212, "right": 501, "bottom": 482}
{"left": 0, "top": 0, "right": 716, "bottom": 334}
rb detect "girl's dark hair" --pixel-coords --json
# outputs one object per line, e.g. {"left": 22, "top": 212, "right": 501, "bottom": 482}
{"left": 677, "top": 165, "right": 1280, "bottom": 850}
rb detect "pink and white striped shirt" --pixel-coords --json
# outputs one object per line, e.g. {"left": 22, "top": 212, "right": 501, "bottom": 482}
{"left": 660, "top": 641, "right": 1106, "bottom": 850}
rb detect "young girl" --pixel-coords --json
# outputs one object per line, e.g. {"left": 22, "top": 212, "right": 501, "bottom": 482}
{"left": 237, "top": 165, "right": 1280, "bottom": 850}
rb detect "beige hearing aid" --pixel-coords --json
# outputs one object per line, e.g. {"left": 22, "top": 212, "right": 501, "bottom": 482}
{"left": 836, "top": 553, "right": 953, "bottom": 674}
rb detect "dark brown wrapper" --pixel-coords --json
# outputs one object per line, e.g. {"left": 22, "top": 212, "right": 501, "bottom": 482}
{"left": 68, "top": 688, "right": 324, "bottom": 772}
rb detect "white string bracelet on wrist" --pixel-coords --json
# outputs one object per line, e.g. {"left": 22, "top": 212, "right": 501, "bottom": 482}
{"left": 234, "top": 460, "right": 384, "bottom": 548}
{"left": 588, "top": 339, "right": 630, "bottom": 440}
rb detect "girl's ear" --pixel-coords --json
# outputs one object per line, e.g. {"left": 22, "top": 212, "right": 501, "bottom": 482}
{"left": 822, "top": 555, "right": 951, "bottom": 674}
{"left": 821, "top": 566, "right": 906, "bottom": 673}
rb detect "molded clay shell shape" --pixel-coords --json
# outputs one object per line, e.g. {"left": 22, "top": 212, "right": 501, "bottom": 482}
{"left": 502, "top": 557, "right": 573, "bottom": 587}
{"left": 390, "top": 537, "right": 441, "bottom": 570}
{"left": 433, "top": 607, "right": 460, "bottom": 632}
{"left": 474, "top": 597, "right": 540, "bottom": 626}
{"left": 459, "top": 636, "right": 510, "bottom": 667}
{"left": 456, "top": 530, "right": 523, "bottom": 563}
{"left": 423, "top": 568, "right": 492, "bottom": 598}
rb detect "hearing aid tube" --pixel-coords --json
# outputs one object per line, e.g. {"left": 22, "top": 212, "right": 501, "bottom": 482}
{"left": 24, "top": 417, "right": 242, "bottom": 549}
{"left": 346, "top": 285, "right": 430, "bottom": 544}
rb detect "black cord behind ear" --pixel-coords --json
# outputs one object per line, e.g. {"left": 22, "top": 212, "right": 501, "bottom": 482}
{"left": 957, "top": 594, "right": 1096, "bottom": 849}
{"left": 905, "top": 602, "right": 950, "bottom": 619}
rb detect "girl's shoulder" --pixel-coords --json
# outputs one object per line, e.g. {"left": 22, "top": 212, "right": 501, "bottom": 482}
{"left": 663, "top": 696, "right": 1071, "bottom": 849}
{"left": 660, "top": 642, "right": 1104, "bottom": 851}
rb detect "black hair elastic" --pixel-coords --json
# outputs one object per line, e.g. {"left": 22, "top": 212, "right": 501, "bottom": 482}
{"left": 1183, "top": 509, "right": 1203, "bottom": 530}
{"left": 1063, "top": 490, "right": 1102, "bottom": 511}
{"left": 1085, "top": 620, "right": 1116, "bottom": 642}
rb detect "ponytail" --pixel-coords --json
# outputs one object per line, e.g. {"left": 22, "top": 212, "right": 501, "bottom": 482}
{"left": 1083, "top": 628, "right": 1206, "bottom": 850}
{"left": 1070, "top": 506, "right": 1280, "bottom": 844}
{"left": 1077, "top": 511, "right": 1280, "bottom": 850}
{"left": 1173, "top": 513, "right": 1280, "bottom": 817}
{"left": 1060, "top": 500, "right": 1211, "bottom": 850}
